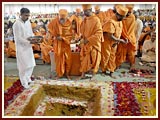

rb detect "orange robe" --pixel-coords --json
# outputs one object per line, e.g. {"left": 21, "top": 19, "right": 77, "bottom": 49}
{"left": 32, "top": 25, "right": 46, "bottom": 52}
{"left": 34, "top": 53, "right": 40, "bottom": 59}
{"left": 143, "top": 26, "right": 150, "bottom": 32}
{"left": 104, "top": 9, "right": 115, "bottom": 22}
{"left": 116, "top": 13, "right": 136, "bottom": 67}
{"left": 80, "top": 14, "right": 103, "bottom": 73}
{"left": 101, "top": 15, "right": 123, "bottom": 72}
{"left": 48, "top": 17, "right": 73, "bottom": 77}
{"left": 32, "top": 30, "right": 41, "bottom": 52}
{"left": 6, "top": 41, "right": 40, "bottom": 59}
{"left": 69, "top": 14, "right": 83, "bottom": 38}
{"left": 6, "top": 41, "right": 16, "bottom": 58}
{"left": 31, "top": 22, "right": 37, "bottom": 29}
{"left": 40, "top": 33, "right": 54, "bottom": 63}
{"left": 32, "top": 44, "right": 41, "bottom": 52}
{"left": 95, "top": 11, "right": 107, "bottom": 26}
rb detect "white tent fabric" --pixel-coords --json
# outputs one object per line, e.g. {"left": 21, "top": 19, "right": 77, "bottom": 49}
{"left": 4, "top": 3, "right": 156, "bottom": 14}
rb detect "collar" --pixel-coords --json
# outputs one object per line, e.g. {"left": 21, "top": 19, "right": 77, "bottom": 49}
{"left": 19, "top": 18, "right": 28, "bottom": 23}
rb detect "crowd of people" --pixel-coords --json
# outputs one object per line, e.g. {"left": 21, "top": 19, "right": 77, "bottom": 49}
{"left": 4, "top": 4, "right": 156, "bottom": 89}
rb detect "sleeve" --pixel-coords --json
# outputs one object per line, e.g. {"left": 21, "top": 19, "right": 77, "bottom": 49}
{"left": 28, "top": 21, "right": 34, "bottom": 36}
{"left": 140, "top": 21, "right": 143, "bottom": 32}
{"left": 137, "top": 20, "right": 143, "bottom": 39}
{"left": 103, "top": 20, "right": 115, "bottom": 34}
{"left": 62, "top": 36, "right": 72, "bottom": 45}
{"left": 13, "top": 22, "right": 30, "bottom": 45}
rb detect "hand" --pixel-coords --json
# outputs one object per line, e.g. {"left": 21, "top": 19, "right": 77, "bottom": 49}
{"left": 125, "top": 38, "right": 129, "bottom": 44}
{"left": 30, "top": 40, "right": 37, "bottom": 44}
{"left": 147, "top": 49, "right": 153, "bottom": 52}
{"left": 27, "top": 37, "right": 32, "bottom": 41}
{"left": 146, "top": 49, "right": 150, "bottom": 52}
{"left": 119, "top": 39, "right": 127, "bottom": 44}
{"left": 56, "top": 36, "right": 62, "bottom": 41}
{"left": 151, "top": 47, "right": 155, "bottom": 52}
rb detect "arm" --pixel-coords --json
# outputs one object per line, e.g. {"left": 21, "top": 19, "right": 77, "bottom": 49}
{"left": 108, "top": 33, "right": 127, "bottom": 43}
{"left": 146, "top": 46, "right": 155, "bottom": 53}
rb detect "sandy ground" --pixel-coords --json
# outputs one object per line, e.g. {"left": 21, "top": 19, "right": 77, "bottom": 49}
{"left": 4, "top": 53, "right": 156, "bottom": 82}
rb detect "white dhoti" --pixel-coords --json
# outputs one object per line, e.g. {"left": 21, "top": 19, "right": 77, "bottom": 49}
{"left": 19, "top": 67, "right": 34, "bottom": 87}
{"left": 141, "top": 39, "right": 156, "bottom": 63}
{"left": 49, "top": 51, "right": 56, "bottom": 72}
{"left": 141, "top": 53, "right": 156, "bottom": 63}
{"left": 13, "top": 18, "right": 36, "bottom": 88}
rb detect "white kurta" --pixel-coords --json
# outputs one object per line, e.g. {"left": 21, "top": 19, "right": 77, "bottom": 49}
{"left": 141, "top": 40, "right": 156, "bottom": 62}
{"left": 135, "top": 18, "right": 143, "bottom": 41}
{"left": 13, "top": 18, "right": 36, "bottom": 87}
{"left": 13, "top": 18, "right": 35, "bottom": 71}
{"left": 135, "top": 18, "right": 143, "bottom": 54}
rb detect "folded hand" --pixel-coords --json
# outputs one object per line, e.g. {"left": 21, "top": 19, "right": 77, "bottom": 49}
{"left": 151, "top": 47, "right": 155, "bottom": 52}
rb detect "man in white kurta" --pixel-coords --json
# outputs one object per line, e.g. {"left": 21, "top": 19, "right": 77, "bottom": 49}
{"left": 141, "top": 32, "right": 156, "bottom": 63}
{"left": 13, "top": 8, "right": 35, "bottom": 89}
{"left": 134, "top": 12, "right": 143, "bottom": 55}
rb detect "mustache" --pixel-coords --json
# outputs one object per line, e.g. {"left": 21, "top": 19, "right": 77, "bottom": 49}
{"left": 84, "top": 13, "right": 90, "bottom": 17}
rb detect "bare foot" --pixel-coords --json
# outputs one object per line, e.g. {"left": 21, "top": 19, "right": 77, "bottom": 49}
{"left": 76, "top": 73, "right": 85, "bottom": 80}
{"left": 130, "top": 64, "right": 135, "bottom": 70}
{"left": 110, "top": 72, "right": 117, "bottom": 79}
{"left": 76, "top": 76, "right": 85, "bottom": 81}
{"left": 89, "top": 72, "right": 96, "bottom": 81}
{"left": 55, "top": 76, "right": 59, "bottom": 80}
{"left": 101, "top": 71, "right": 107, "bottom": 76}
{"left": 66, "top": 75, "right": 71, "bottom": 80}
{"left": 115, "top": 66, "right": 121, "bottom": 71}
{"left": 90, "top": 74, "right": 96, "bottom": 81}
